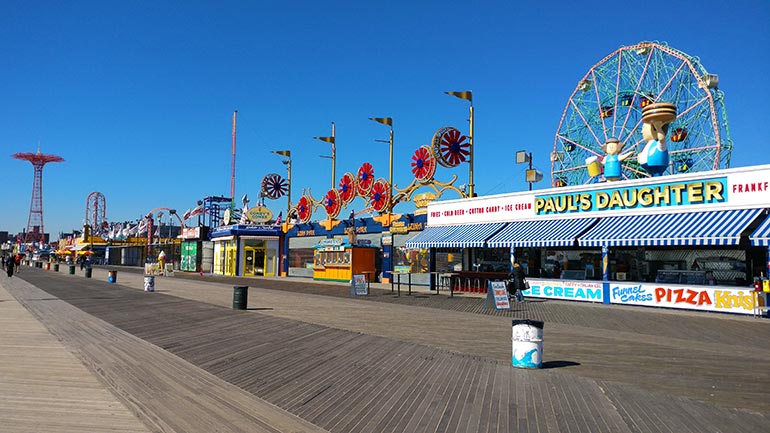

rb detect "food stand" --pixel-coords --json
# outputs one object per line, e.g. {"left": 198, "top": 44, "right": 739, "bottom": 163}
{"left": 313, "top": 238, "right": 376, "bottom": 282}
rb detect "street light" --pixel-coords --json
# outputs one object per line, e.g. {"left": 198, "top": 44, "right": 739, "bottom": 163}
{"left": 168, "top": 209, "right": 177, "bottom": 241}
{"left": 369, "top": 117, "right": 393, "bottom": 214}
{"left": 156, "top": 211, "right": 164, "bottom": 242}
{"left": 445, "top": 90, "right": 475, "bottom": 197}
{"left": 516, "top": 150, "right": 543, "bottom": 191}
{"left": 313, "top": 122, "right": 336, "bottom": 190}
{"left": 271, "top": 150, "right": 292, "bottom": 219}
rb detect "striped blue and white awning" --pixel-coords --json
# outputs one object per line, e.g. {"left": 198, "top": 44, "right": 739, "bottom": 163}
{"left": 403, "top": 226, "right": 458, "bottom": 249}
{"left": 437, "top": 222, "right": 507, "bottom": 248}
{"left": 403, "top": 223, "right": 507, "bottom": 249}
{"left": 578, "top": 208, "right": 764, "bottom": 247}
{"left": 749, "top": 212, "right": 770, "bottom": 246}
{"left": 486, "top": 218, "right": 597, "bottom": 248}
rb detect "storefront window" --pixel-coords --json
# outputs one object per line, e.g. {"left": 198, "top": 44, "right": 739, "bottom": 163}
{"left": 394, "top": 247, "right": 429, "bottom": 273}
{"left": 435, "top": 249, "right": 463, "bottom": 272}
{"left": 291, "top": 248, "right": 315, "bottom": 269}
{"left": 469, "top": 248, "right": 510, "bottom": 273}
{"left": 517, "top": 247, "right": 748, "bottom": 286}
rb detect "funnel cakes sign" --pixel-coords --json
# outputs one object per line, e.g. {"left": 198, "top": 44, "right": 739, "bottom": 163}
{"left": 427, "top": 165, "right": 770, "bottom": 226}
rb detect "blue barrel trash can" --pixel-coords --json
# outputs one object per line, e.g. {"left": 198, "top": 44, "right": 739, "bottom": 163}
{"left": 512, "top": 319, "right": 544, "bottom": 369}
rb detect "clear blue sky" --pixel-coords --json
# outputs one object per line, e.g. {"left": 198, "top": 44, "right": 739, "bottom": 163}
{"left": 2, "top": 0, "right": 769, "bottom": 239}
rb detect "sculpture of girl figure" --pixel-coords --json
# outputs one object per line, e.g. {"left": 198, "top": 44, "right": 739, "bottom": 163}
{"left": 638, "top": 102, "right": 677, "bottom": 176}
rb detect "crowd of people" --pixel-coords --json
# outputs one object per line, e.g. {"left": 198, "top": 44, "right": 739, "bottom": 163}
{"left": 2, "top": 253, "right": 95, "bottom": 278}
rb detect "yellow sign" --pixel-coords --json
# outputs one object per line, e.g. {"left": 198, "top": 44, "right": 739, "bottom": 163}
{"left": 390, "top": 221, "right": 422, "bottom": 234}
{"left": 535, "top": 178, "right": 727, "bottom": 216}
{"left": 414, "top": 192, "right": 437, "bottom": 208}
{"left": 246, "top": 206, "right": 273, "bottom": 223}
{"left": 391, "top": 221, "right": 407, "bottom": 234}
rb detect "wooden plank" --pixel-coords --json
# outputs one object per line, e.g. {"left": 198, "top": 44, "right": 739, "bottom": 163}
{"left": 4, "top": 276, "right": 328, "bottom": 433}
{"left": 0, "top": 282, "right": 151, "bottom": 433}
{"left": 12, "top": 267, "right": 770, "bottom": 433}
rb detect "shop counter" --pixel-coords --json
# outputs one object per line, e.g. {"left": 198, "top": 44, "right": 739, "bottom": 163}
{"left": 312, "top": 239, "right": 377, "bottom": 283}
{"left": 450, "top": 271, "right": 509, "bottom": 293}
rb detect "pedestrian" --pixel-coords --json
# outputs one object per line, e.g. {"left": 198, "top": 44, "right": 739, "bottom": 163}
{"left": 14, "top": 254, "right": 21, "bottom": 273}
{"left": 508, "top": 262, "right": 526, "bottom": 303}
{"left": 6, "top": 256, "right": 14, "bottom": 278}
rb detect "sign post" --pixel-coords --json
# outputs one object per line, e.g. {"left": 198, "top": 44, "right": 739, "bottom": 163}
{"left": 350, "top": 274, "right": 368, "bottom": 296}
{"left": 484, "top": 280, "right": 511, "bottom": 310}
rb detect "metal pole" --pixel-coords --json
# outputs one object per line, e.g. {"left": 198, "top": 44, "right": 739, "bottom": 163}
{"left": 331, "top": 122, "right": 336, "bottom": 190}
{"left": 469, "top": 104, "right": 475, "bottom": 197}
{"left": 287, "top": 158, "right": 292, "bottom": 219}
{"left": 231, "top": 111, "right": 237, "bottom": 209}
{"left": 529, "top": 152, "right": 533, "bottom": 191}
{"left": 602, "top": 245, "right": 610, "bottom": 281}
{"left": 388, "top": 125, "right": 394, "bottom": 212}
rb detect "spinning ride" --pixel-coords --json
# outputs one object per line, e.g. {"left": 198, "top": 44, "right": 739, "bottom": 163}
{"left": 552, "top": 41, "right": 732, "bottom": 186}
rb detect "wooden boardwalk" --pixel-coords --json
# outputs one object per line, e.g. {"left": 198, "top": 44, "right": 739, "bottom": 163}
{"left": 4, "top": 266, "right": 770, "bottom": 433}
{"left": 0, "top": 282, "right": 150, "bottom": 433}
{"left": 2, "top": 275, "right": 328, "bottom": 433}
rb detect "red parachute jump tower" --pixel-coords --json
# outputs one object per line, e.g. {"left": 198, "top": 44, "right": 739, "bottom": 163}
{"left": 12, "top": 147, "right": 64, "bottom": 244}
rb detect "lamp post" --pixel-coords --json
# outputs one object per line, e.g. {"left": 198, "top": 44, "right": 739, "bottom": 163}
{"left": 516, "top": 150, "right": 543, "bottom": 191}
{"left": 369, "top": 117, "right": 393, "bottom": 214}
{"left": 445, "top": 91, "right": 475, "bottom": 197}
{"left": 314, "top": 122, "right": 336, "bottom": 191}
{"left": 271, "top": 150, "right": 292, "bottom": 219}
{"left": 168, "top": 209, "right": 177, "bottom": 241}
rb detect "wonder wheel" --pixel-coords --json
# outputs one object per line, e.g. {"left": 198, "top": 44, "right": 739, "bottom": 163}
{"left": 85, "top": 192, "right": 107, "bottom": 235}
{"left": 261, "top": 173, "right": 288, "bottom": 199}
{"left": 552, "top": 41, "right": 732, "bottom": 186}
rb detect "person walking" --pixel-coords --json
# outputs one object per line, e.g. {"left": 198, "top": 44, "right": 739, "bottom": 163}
{"left": 6, "top": 256, "right": 14, "bottom": 278}
{"left": 508, "top": 262, "right": 526, "bottom": 303}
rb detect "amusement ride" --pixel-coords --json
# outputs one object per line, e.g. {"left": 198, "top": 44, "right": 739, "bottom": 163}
{"left": 551, "top": 41, "right": 732, "bottom": 186}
